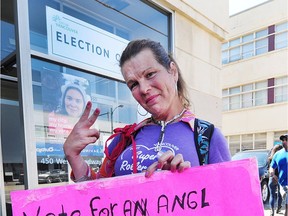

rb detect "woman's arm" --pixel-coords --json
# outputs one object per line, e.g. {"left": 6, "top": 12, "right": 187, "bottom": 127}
{"left": 208, "top": 127, "right": 231, "bottom": 164}
{"left": 63, "top": 101, "right": 100, "bottom": 181}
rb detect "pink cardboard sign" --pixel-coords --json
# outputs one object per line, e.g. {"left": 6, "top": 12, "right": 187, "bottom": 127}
{"left": 11, "top": 158, "right": 264, "bottom": 216}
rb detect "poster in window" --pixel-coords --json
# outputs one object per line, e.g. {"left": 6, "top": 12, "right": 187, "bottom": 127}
{"left": 37, "top": 70, "right": 103, "bottom": 166}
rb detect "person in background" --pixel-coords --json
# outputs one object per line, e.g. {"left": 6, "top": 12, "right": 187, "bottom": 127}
{"left": 57, "top": 83, "right": 87, "bottom": 118}
{"left": 269, "top": 134, "right": 288, "bottom": 216}
{"left": 63, "top": 39, "right": 231, "bottom": 182}
{"left": 268, "top": 144, "right": 283, "bottom": 215}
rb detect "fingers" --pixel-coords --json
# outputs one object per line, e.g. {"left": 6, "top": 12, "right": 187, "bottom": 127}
{"left": 157, "top": 151, "right": 175, "bottom": 169}
{"left": 177, "top": 161, "right": 191, "bottom": 173}
{"left": 169, "top": 154, "right": 187, "bottom": 172}
{"left": 85, "top": 128, "right": 100, "bottom": 139}
{"left": 64, "top": 102, "right": 100, "bottom": 159}
{"left": 64, "top": 127, "right": 100, "bottom": 160}
{"left": 145, "top": 151, "right": 174, "bottom": 177}
{"left": 77, "top": 102, "right": 100, "bottom": 128}
{"left": 87, "top": 108, "right": 100, "bottom": 127}
{"left": 79, "top": 101, "right": 93, "bottom": 122}
{"left": 78, "top": 101, "right": 100, "bottom": 127}
{"left": 159, "top": 153, "right": 187, "bottom": 172}
{"left": 145, "top": 151, "right": 191, "bottom": 178}
{"left": 145, "top": 161, "right": 158, "bottom": 178}
{"left": 82, "top": 128, "right": 100, "bottom": 144}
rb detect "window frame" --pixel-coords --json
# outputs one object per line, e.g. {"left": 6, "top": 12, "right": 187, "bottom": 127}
{"left": 222, "top": 22, "right": 288, "bottom": 64}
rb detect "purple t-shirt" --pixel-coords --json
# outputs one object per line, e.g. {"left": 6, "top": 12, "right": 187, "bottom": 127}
{"left": 108, "top": 121, "right": 231, "bottom": 176}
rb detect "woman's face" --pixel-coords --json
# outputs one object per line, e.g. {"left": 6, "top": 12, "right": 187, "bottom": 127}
{"left": 64, "top": 88, "right": 85, "bottom": 117}
{"left": 121, "top": 49, "right": 180, "bottom": 121}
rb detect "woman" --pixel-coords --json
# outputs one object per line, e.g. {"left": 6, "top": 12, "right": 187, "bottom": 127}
{"left": 57, "top": 83, "right": 87, "bottom": 118}
{"left": 63, "top": 39, "right": 231, "bottom": 182}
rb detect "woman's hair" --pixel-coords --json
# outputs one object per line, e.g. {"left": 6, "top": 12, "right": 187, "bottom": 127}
{"left": 119, "top": 39, "right": 190, "bottom": 108}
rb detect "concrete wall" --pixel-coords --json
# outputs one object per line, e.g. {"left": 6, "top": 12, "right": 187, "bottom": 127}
{"left": 156, "top": 0, "right": 229, "bottom": 126}
{"left": 221, "top": 0, "right": 288, "bottom": 149}
{"left": 228, "top": 0, "right": 287, "bottom": 37}
{"left": 222, "top": 49, "right": 288, "bottom": 87}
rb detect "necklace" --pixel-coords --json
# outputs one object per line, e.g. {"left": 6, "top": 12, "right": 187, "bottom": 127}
{"left": 152, "top": 108, "right": 186, "bottom": 153}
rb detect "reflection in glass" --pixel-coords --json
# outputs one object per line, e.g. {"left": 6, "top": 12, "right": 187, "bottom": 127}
{"left": 1, "top": 21, "right": 16, "bottom": 61}
{"left": 31, "top": 57, "right": 138, "bottom": 184}
{"left": 29, "top": 0, "right": 170, "bottom": 54}
{"left": 1, "top": 80, "right": 25, "bottom": 210}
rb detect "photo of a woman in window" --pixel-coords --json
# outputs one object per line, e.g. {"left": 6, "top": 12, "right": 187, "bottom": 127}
{"left": 56, "top": 83, "right": 88, "bottom": 118}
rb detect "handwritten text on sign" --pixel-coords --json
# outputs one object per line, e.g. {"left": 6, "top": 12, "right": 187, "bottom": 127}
{"left": 11, "top": 158, "right": 264, "bottom": 216}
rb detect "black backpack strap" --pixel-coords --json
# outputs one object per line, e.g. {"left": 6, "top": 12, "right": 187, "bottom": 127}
{"left": 194, "top": 118, "right": 215, "bottom": 165}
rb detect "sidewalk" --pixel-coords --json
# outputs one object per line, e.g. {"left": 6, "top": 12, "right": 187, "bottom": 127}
{"left": 263, "top": 202, "right": 285, "bottom": 216}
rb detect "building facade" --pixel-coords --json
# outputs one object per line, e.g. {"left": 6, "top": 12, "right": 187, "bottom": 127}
{"left": 221, "top": 0, "right": 288, "bottom": 155}
{"left": 1, "top": 0, "right": 228, "bottom": 214}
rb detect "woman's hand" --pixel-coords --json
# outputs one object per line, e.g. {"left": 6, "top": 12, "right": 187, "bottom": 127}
{"left": 63, "top": 101, "right": 100, "bottom": 179}
{"left": 145, "top": 151, "right": 191, "bottom": 178}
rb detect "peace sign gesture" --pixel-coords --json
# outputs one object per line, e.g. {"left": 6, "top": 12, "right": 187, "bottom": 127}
{"left": 63, "top": 101, "right": 100, "bottom": 179}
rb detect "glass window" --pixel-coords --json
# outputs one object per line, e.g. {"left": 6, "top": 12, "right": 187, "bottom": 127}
{"left": 255, "top": 81, "right": 267, "bottom": 90}
{"left": 275, "top": 23, "right": 288, "bottom": 49}
{"left": 255, "top": 81, "right": 267, "bottom": 106}
{"left": 242, "top": 42, "right": 254, "bottom": 59}
{"left": 275, "top": 32, "right": 288, "bottom": 49}
{"left": 3, "top": 0, "right": 171, "bottom": 214}
{"left": 222, "top": 50, "right": 229, "bottom": 64}
{"left": 229, "top": 47, "right": 241, "bottom": 62}
{"left": 229, "top": 135, "right": 240, "bottom": 155}
{"left": 29, "top": 0, "right": 170, "bottom": 54}
{"left": 230, "top": 95, "right": 240, "bottom": 110}
{"left": 118, "top": 82, "right": 138, "bottom": 124}
{"left": 118, "top": 82, "right": 133, "bottom": 102}
{"left": 255, "top": 133, "right": 266, "bottom": 149}
{"left": 221, "top": 23, "right": 288, "bottom": 64}
{"left": 242, "top": 83, "right": 253, "bottom": 92}
{"left": 255, "top": 38, "right": 268, "bottom": 55}
{"left": 95, "top": 77, "right": 116, "bottom": 98}
{"left": 222, "top": 89, "right": 229, "bottom": 111}
{"left": 1, "top": 21, "right": 16, "bottom": 61}
{"left": 256, "top": 28, "right": 268, "bottom": 38}
{"left": 242, "top": 84, "right": 254, "bottom": 108}
{"left": 24, "top": 0, "right": 171, "bottom": 189}
{"left": 230, "top": 38, "right": 241, "bottom": 47}
{"left": 275, "top": 76, "right": 288, "bottom": 85}
{"left": 32, "top": 56, "right": 138, "bottom": 122}
{"left": 242, "top": 134, "right": 253, "bottom": 150}
{"left": 1, "top": 0, "right": 16, "bottom": 62}
{"left": 275, "top": 76, "right": 288, "bottom": 102}
{"left": 223, "top": 80, "right": 277, "bottom": 111}
{"left": 1, "top": 79, "right": 25, "bottom": 212}
{"left": 275, "top": 22, "right": 288, "bottom": 32}
{"left": 222, "top": 42, "right": 228, "bottom": 50}
{"left": 1, "top": 2, "right": 24, "bottom": 214}
{"left": 230, "top": 86, "right": 240, "bottom": 95}
{"left": 242, "top": 95, "right": 253, "bottom": 108}
{"left": 229, "top": 87, "right": 240, "bottom": 110}
{"left": 31, "top": 57, "right": 138, "bottom": 185}
{"left": 242, "top": 33, "right": 254, "bottom": 43}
